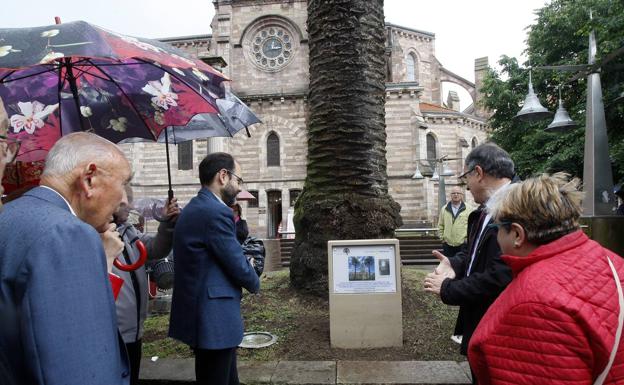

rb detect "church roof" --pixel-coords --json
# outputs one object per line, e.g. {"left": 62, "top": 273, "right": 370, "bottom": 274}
{"left": 419, "top": 103, "right": 455, "bottom": 113}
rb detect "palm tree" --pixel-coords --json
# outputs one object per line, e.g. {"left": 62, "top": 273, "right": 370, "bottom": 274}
{"left": 290, "top": 0, "right": 402, "bottom": 296}
{"left": 364, "top": 256, "right": 375, "bottom": 279}
{"left": 350, "top": 256, "right": 360, "bottom": 279}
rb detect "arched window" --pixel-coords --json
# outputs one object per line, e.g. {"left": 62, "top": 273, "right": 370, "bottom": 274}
{"left": 426, "top": 133, "right": 437, "bottom": 160}
{"left": 406, "top": 53, "right": 418, "bottom": 82}
{"left": 267, "top": 132, "right": 280, "bottom": 167}
{"left": 471, "top": 137, "right": 478, "bottom": 149}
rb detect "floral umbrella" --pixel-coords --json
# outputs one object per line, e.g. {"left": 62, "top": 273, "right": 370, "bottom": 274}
{"left": 126, "top": 89, "right": 262, "bottom": 144}
{"left": 0, "top": 20, "right": 228, "bottom": 196}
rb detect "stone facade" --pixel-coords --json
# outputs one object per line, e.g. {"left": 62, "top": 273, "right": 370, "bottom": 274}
{"left": 123, "top": 0, "right": 489, "bottom": 237}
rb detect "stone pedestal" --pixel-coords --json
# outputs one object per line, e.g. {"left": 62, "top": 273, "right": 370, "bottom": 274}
{"left": 328, "top": 239, "right": 403, "bottom": 349}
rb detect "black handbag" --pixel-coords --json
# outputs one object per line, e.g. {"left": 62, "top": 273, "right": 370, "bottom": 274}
{"left": 242, "top": 236, "right": 265, "bottom": 276}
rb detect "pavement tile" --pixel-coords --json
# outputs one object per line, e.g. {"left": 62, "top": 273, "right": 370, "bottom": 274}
{"left": 272, "top": 361, "right": 336, "bottom": 384}
{"left": 457, "top": 361, "right": 472, "bottom": 382}
{"left": 239, "top": 361, "right": 280, "bottom": 384}
{"left": 336, "top": 361, "right": 471, "bottom": 385}
{"left": 139, "top": 357, "right": 195, "bottom": 381}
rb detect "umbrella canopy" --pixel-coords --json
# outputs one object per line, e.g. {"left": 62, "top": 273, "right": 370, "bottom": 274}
{"left": 124, "top": 89, "right": 262, "bottom": 144}
{"left": 0, "top": 20, "right": 228, "bottom": 162}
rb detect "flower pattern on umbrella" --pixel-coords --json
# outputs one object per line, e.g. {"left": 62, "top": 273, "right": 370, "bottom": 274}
{"left": 0, "top": 20, "right": 229, "bottom": 163}
{"left": 9, "top": 101, "right": 59, "bottom": 134}
{"left": 142, "top": 73, "right": 178, "bottom": 110}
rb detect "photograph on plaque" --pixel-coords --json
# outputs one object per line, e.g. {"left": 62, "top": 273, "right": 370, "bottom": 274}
{"left": 332, "top": 244, "right": 397, "bottom": 294}
{"left": 348, "top": 256, "right": 376, "bottom": 281}
{"left": 378, "top": 258, "right": 390, "bottom": 276}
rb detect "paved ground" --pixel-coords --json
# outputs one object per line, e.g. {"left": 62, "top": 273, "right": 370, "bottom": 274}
{"left": 139, "top": 358, "right": 472, "bottom": 384}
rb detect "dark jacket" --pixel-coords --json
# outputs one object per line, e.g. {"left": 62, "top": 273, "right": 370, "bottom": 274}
{"left": 169, "top": 188, "right": 260, "bottom": 350}
{"left": 235, "top": 218, "right": 249, "bottom": 244}
{"left": 440, "top": 207, "right": 512, "bottom": 355}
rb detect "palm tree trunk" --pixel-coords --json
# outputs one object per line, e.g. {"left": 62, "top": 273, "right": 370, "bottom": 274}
{"left": 290, "top": 0, "right": 402, "bottom": 296}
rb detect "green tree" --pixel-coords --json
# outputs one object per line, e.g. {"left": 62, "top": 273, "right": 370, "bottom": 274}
{"left": 481, "top": 0, "right": 624, "bottom": 182}
{"left": 290, "top": 0, "right": 402, "bottom": 296}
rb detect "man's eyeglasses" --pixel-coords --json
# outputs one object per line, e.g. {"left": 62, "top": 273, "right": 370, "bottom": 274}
{"left": 226, "top": 170, "right": 244, "bottom": 186}
{"left": 0, "top": 135, "right": 20, "bottom": 164}
{"left": 487, "top": 221, "right": 512, "bottom": 230}
{"left": 457, "top": 167, "right": 476, "bottom": 182}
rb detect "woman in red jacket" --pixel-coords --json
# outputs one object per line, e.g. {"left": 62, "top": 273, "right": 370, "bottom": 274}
{"left": 469, "top": 173, "right": 624, "bottom": 385}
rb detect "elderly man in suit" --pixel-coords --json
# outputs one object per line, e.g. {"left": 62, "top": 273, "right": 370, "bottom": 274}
{"left": 169, "top": 152, "right": 260, "bottom": 385}
{"left": 424, "top": 142, "right": 514, "bottom": 385}
{"left": 0, "top": 131, "right": 132, "bottom": 385}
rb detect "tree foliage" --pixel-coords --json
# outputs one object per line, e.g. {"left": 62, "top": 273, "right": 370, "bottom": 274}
{"left": 481, "top": 0, "right": 624, "bottom": 183}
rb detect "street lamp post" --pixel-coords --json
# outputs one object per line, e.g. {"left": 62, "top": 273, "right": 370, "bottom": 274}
{"left": 514, "top": 17, "right": 624, "bottom": 254}
{"left": 412, "top": 155, "right": 457, "bottom": 211}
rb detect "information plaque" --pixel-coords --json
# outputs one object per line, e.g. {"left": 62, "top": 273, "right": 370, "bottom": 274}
{"left": 331, "top": 243, "right": 397, "bottom": 294}
{"left": 328, "top": 239, "right": 402, "bottom": 348}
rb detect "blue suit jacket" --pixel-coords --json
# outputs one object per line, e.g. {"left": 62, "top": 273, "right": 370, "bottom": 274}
{"left": 169, "top": 187, "right": 260, "bottom": 349}
{"left": 0, "top": 187, "right": 129, "bottom": 385}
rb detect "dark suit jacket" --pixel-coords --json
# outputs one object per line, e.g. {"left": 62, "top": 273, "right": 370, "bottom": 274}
{"left": 440, "top": 207, "right": 512, "bottom": 355}
{"left": 169, "top": 187, "right": 260, "bottom": 350}
{"left": 0, "top": 186, "right": 129, "bottom": 385}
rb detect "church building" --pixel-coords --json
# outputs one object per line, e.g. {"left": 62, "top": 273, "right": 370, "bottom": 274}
{"left": 125, "top": 0, "right": 490, "bottom": 237}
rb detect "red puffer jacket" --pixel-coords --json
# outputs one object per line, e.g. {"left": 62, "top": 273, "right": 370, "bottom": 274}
{"left": 469, "top": 230, "right": 624, "bottom": 384}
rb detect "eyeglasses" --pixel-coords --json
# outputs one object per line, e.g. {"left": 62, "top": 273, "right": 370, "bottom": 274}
{"left": 487, "top": 221, "right": 512, "bottom": 230}
{"left": 0, "top": 135, "right": 20, "bottom": 164}
{"left": 226, "top": 169, "right": 244, "bottom": 186}
{"left": 457, "top": 167, "right": 476, "bottom": 182}
{"left": 450, "top": 192, "right": 463, "bottom": 196}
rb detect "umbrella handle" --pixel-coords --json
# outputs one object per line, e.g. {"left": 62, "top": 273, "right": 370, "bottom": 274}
{"left": 113, "top": 239, "right": 148, "bottom": 272}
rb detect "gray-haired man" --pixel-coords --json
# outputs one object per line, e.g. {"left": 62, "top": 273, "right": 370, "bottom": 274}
{"left": 424, "top": 142, "right": 514, "bottom": 384}
{"left": 0, "top": 132, "right": 132, "bottom": 384}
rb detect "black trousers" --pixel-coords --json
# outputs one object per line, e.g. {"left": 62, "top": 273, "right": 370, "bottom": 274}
{"left": 442, "top": 243, "right": 462, "bottom": 259}
{"left": 194, "top": 347, "right": 239, "bottom": 385}
{"left": 125, "top": 340, "right": 142, "bottom": 385}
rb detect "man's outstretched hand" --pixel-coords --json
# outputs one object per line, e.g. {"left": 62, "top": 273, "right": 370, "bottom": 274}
{"left": 423, "top": 250, "right": 456, "bottom": 296}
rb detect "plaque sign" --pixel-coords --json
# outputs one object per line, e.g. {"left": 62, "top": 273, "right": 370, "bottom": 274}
{"left": 328, "top": 239, "right": 403, "bottom": 348}
{"left": 331, "top": 244, "right": 397, "bottom": 294}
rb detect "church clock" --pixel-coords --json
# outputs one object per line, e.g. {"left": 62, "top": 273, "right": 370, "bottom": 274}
{"left": 250, "top": 26, "right": 294, "bottom": 71}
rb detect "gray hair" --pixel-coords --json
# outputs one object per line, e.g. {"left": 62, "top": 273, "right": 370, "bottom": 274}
{"left": 465, "top": 142, "right": 515, "bottom": 180}
{"left": 42, "top": 132, "right": 126, "bottom": 177}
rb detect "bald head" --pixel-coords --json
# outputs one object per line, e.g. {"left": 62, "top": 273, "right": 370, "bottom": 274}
{"left": 41, "top": 132, "right": 132, "bottom": 232}
{"left": 450, "top": 186, "right": 464, "bottom": 204}
{"left": 42, "top": 132, "right": 127, "bottom": 179}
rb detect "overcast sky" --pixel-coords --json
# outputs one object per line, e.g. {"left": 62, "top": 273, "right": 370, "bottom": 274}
{"left": 3, "top": 0, "right": 547, "bottom": 109}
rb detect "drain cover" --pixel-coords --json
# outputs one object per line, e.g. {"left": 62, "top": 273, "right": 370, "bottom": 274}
{"left": 239, "top": 332, "right": 278, "bottom": 348}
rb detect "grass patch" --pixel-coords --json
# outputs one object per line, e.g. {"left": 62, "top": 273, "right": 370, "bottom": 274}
{"left": 143, "top": 267, "right": 464, "bottom": 362}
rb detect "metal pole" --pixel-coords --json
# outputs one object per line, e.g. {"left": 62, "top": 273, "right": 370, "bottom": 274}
{"left": 438, "top": 161, "right": 446, "bottom": 210}
{"left": 582, "top": 28, "right": 615, "bottom": 215}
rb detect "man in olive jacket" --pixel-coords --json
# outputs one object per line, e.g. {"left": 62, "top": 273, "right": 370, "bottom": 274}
{"left": 425, "top": 143, "right": 514, "bottom": 385}
{"left": 438, "top": 186, "right": 473, "bottom": 258}
{"left": 169, "top": 152, "right": 259, "bottom": 385}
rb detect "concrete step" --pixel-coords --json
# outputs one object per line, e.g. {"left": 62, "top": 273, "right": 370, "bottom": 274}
{"left": 139, "top": 358, "right": 472, "bottom": 384}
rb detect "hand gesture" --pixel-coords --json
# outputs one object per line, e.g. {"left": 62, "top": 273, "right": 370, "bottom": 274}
{"left": 432, "top": 250, "right": 456, "bottom": 279}
{"left": 100, "top": 223, "right": 124, "bottom": 273}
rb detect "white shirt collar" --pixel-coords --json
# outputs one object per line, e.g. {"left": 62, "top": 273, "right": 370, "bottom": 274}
{"left": 40, "top": 185, "right": 77, "bottom": 216}
{"left": 210, "top": 190, "right": 227, "bottom": 207}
